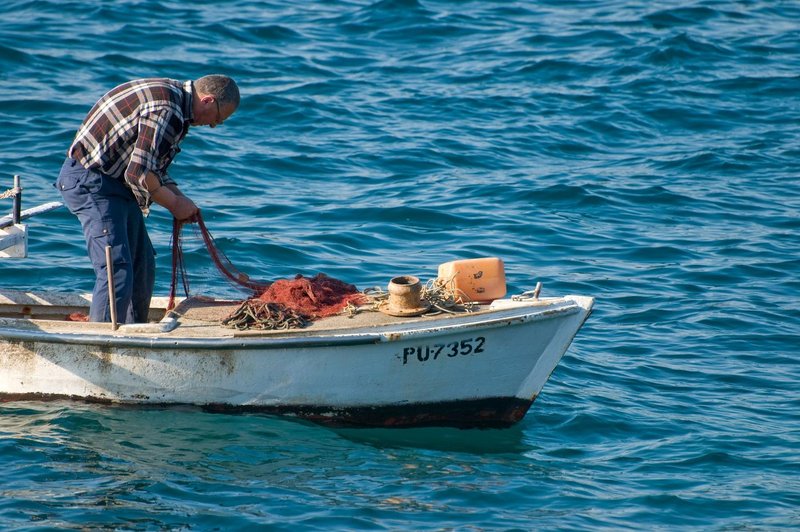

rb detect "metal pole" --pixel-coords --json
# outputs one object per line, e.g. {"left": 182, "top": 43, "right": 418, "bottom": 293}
{"left": 0, "top": 201, "right": 64, "bottom": 230}
{"left": 12, "top": 175, "right": 21, "bottom": 224}
{"left": 105, "top": 245, "right": 118, "bottom": 330}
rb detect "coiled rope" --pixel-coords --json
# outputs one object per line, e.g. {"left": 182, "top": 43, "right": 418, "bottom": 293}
{"left": 342, "top": 277, "right": 477, "bottom": 318}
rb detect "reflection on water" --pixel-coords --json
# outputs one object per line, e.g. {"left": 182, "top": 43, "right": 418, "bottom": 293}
{"left": 332, "top": 425, "right": 528, "bottom": 454}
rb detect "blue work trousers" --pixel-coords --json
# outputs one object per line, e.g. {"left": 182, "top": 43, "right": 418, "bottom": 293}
{"left": 56, "top": 158, "right": 155, "bottom": 323}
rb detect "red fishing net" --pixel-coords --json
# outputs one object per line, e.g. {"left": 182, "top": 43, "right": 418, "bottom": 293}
{"left": 169, "top": 213, "right": 367, "bottom": 327}
{"left": 168, "top": 214, "right": 271, "bottom": 310}
{"left": 257, "top": 273, "right": 367, "bottom": 318}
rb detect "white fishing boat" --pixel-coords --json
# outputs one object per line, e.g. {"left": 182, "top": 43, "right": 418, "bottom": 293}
{"left": 0, "top": 288, "right": 592, "bottom": 428}
{"left": 1, "top": 177, "right": 594, "bottom": 428}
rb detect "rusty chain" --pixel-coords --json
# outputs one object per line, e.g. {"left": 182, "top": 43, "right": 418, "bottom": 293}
{"left": 222, "top": 300, "right": 310, "bottom": 330}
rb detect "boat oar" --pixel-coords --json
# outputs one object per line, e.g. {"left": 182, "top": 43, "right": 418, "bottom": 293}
{"left": 105, "top": 245, "right": 118, "bottom": 330}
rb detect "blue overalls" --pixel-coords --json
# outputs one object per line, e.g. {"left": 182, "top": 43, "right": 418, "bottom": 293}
{"left": 55, "top": 158, "right": 156, "bottom": 323}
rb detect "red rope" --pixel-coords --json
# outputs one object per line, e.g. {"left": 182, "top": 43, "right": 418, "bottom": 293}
{"left": 166, "top": 213, "right": 364, "bottom": 322}
{"left": 195, "top": 214, "right": 271, "bottom": 292}
{"left": 167, "top": 212, "right": 271, "bottom": 311}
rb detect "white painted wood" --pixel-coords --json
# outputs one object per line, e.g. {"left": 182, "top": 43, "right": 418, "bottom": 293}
{"left": 0, "top": 201, "right": 63, "bottom": 229}
{"left": 0, "top": 224, "right": 27, "bottom": 258}
{"left": 0, "top": 290, "right": 593, "bottom": 426}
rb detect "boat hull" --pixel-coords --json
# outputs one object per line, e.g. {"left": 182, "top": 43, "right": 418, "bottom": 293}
{"left": 0, "top": 294, "right": 593, "bottom": 428}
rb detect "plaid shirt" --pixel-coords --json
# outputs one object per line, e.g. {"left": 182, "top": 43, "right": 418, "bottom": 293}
{"left": 68, "top": 78, "right": 194, "bottom": 212}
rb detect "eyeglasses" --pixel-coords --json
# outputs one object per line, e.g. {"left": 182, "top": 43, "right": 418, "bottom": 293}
{"left": 214, "top": 99, "right": 222, "bottom": 126}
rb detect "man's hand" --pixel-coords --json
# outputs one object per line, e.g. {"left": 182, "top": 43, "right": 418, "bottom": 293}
{"left": 149, "top": 182, "right": 199, "bottom": 222}
{"left": 170, "top": 195, "right": 199, "bottom": 222}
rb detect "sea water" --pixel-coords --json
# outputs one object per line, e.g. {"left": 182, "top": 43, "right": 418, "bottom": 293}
{"left": 1, "top": 1, "right": 798, "bottom": 529}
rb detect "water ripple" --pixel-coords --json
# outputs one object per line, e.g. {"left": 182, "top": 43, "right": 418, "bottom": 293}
{"left": 2, "top": 0, "right": 800, "bottom": 529}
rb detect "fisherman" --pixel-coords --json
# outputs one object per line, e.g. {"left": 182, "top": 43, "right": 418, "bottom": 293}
{"left": 55, "top": 75, "right": 239, "bottom": 324}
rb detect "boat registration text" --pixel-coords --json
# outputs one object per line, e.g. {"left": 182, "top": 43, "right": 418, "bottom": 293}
{"left": 399, "top": 337, "right": 486, "bottom": 365}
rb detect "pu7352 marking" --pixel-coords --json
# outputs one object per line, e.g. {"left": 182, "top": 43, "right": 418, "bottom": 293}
{"left": 400, "top": 337, "right": 486, "bottom": 365}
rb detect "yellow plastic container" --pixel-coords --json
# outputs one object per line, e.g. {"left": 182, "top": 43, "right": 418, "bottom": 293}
{"left": 437, "top": 257, "right": 507, "bottom": 302}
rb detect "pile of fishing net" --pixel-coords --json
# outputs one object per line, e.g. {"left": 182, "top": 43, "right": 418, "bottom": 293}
{"left": 222, "top": 273, "right": 368, "bottom": 330}
{"left": 170, "top": 215, "right": 368, "bottom": 330}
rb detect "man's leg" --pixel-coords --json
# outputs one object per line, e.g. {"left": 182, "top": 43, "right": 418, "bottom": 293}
{"left": 57, "top": 159, "right": 136, "bottom": 323}
{"left": 128, "top": 206, "right": 156, "bottom": 323}
{"left": 84, "top": 204, "right": 135, "bottom": 323}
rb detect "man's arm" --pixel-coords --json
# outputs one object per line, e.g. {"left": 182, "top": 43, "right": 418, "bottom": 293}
{"left": 143, "top": 171, "right": 198, "bottom": 221}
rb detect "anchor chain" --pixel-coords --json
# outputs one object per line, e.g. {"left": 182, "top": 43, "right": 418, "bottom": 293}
{"left": 222, "top": 300, "right": 310, "bottom": 330}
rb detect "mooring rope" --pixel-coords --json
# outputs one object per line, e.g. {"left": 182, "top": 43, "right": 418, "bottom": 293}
{"left": 0, "top": 187, "right": 19, "bottom": 200}
{"left": 344, "top": 278, "right": 477, "bottom": 317}
{"left": 422, "top": 277, "right": 478, "bottom": 314}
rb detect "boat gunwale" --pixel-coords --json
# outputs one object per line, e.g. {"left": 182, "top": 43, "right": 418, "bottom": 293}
{"left": 0, "top": 300, "right": 585, "bottom": 350}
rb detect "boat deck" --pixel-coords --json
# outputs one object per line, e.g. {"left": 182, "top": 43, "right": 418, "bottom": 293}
{"left": 0, "top": 291, "right": 536, "bottom": 339}
{"left": 169, "top": 296, "right": 475, "bottom": 338}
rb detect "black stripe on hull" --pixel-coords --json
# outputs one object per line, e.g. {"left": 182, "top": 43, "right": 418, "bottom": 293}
{"left": 1, "top": 393, "right": 535, "bottom": 429}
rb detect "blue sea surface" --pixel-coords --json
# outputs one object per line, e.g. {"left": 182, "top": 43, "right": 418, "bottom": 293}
{"left": 1, "top": 0, "right": 799, "bottom": 529}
